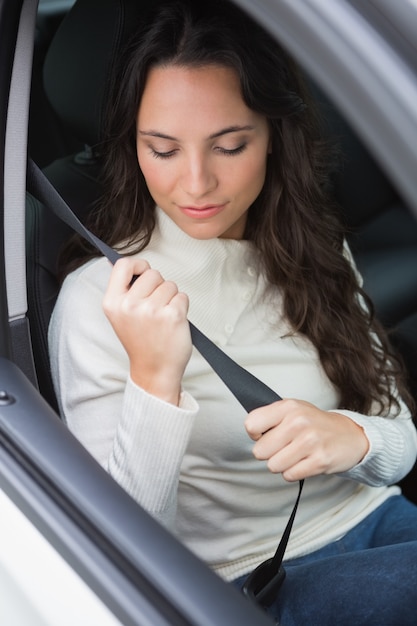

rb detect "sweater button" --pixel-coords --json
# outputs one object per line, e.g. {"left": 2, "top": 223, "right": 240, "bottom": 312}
{"left": 247, "top": 266, "right": 256, "bottom": 277}
{"left": 225, "top": 323, "right": 234, "bottom": 334}
{"left": 243, "top": 290, "right": 252, "bottom": 302}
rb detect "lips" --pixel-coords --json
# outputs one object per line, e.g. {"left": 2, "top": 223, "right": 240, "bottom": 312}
{"left": 178, "top": 203, "right": 227, "bottom": 218}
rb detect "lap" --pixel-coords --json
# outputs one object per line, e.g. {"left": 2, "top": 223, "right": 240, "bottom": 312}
{"left": 279, "top": 540, "right": 417, "bottom": 625}
{"left": 235, "top": 495, "right": 417, "bottom": 626}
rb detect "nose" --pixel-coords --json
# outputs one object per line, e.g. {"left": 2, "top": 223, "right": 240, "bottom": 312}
{"left": 180, "top": 154, "right": 218, "bottom": 199}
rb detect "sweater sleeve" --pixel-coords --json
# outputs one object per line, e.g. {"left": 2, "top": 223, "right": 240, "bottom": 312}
{"left": 335, "top": 403, "right": 417, "bottom": 486}
{"left": 108, "top": 378, "right": 198, "bottom": 526}
{"left": 48, "top": 264, "right": 199, "bottom": 529}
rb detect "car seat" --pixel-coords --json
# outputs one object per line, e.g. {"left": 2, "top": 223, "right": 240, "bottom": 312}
{"left": 26, "top": 0, "right": 417, "bottom": 416}
{"left": 29, "top": 1, "right": 84, "bottom": 168}
{"left": 309, "top": 82, "right": 417, "bottom": 404}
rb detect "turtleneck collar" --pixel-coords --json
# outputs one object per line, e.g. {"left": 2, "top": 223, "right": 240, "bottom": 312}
{"left": 152, "top": 206, "right": 255, "bottom": 271}
{"left": 139, "top": 207, "right": 265, "bottom": 343}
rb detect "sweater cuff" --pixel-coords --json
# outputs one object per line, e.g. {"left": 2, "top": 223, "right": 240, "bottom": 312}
{"left": 334, "top": 410, "right": 408, "bottom": 486}
{"left": 125, "top": 375, "right": 199, "bottom": 414}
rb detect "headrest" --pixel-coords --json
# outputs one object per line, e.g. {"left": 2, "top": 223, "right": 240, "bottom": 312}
{"left": 43, "top": 0, "right": 152, "bottom": 147}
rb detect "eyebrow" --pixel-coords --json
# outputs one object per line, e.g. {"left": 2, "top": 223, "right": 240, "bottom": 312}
{"left": 138, "top": 125, "right": 255, "bottom": 141}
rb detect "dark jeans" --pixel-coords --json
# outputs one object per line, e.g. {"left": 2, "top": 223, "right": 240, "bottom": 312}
{"left": 233, "top": 495, "right": 417, "bottom": 625}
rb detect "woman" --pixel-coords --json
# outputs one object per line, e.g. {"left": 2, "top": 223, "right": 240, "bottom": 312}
{"left": 49, "top": 1, "right": 417, "bottom": 623}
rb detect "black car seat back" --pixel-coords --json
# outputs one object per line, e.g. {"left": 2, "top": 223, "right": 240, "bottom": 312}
{"left": 310, "top": 82, "right": 417, "bottom": 329}
{"left": 26, "top": 0, "right": 153, "bottom": 408}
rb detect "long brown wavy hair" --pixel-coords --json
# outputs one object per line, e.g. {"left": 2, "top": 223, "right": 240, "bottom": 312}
{"left": 60, "top": 0, "right": 414, "bottom": 416}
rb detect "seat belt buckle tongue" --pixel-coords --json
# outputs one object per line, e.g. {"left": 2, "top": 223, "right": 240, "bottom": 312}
{"left": 242, "top": 557, "right": 286, "bottom": 609}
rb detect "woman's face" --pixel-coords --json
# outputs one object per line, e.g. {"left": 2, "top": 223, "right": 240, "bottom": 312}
{"left": 136, "top": 64, "right": 270, "bottom": 240}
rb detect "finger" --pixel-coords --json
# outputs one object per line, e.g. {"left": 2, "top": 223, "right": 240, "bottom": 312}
{"left": 170, "top": 291, "right": 190, "bottom": 316}
{"left": 107, "top": 257, "right": 151, "bottom": 295}
{"left": 281, "top": 456, "right": 324, "bottom": 482}
{"left": 265, "top": 434, "right": 329, "bottom": 479}
{"left": 252, "top": 425, "right": 294, "bottom": 462}
{"left": 245, "top": 400, "right": 286, "bottom": 440}
{"left": 123, "top": 282, "right": 189, "bottom": 326}
{"left": 127, "top": 268, "right": 166, "bottom": 299}
{"left": 116, "top": 257, "right": 151, "bottom": 282}
{"left": 143, "top": 280, "right": 180, "bottom": 308}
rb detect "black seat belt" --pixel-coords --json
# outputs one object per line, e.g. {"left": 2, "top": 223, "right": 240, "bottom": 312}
{"left": 26, "top": 156, "right": 303, "bottom": 609}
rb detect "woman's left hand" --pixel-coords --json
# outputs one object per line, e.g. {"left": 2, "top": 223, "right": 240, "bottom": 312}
{"left": 244, "top": 399, "right": 370, "bottom": 481}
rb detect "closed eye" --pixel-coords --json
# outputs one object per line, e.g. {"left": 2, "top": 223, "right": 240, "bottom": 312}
{"left": 149, "top": 144, "right": 247, "bottom": 159}
{"left": 216, "top": 144, "right": 247, "bottom": 156}
{"left": 149, "top": 148, "right": 178, "bottom": 159}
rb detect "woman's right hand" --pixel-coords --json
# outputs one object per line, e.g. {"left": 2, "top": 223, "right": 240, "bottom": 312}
{"left": 103, "top": 257, "right": 192, "bottom": 405}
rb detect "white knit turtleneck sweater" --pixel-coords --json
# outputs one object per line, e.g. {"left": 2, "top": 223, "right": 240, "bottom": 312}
{"left": 48, "top": 208, "right": 417, "bottom": 581}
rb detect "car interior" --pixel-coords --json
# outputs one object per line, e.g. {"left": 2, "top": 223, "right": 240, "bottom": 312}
{"left": 25, "top": 0, "right": 417, "bottom": 508}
